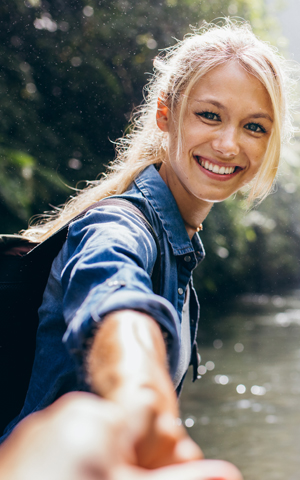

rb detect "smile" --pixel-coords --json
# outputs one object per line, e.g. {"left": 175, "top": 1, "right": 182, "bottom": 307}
{"left": 196, "top": 156, "right": 237, "bottom": 175}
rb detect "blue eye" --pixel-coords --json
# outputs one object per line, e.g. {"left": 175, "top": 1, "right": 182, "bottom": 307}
{"left": 245, "top": 122, "right": 266, "bottom": 133}
{"left": 198, "top": 111, "right": 221, "bottom": 121}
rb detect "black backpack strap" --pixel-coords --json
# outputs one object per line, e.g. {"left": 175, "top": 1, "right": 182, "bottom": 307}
{"left": 26, "top": 198, "right": 161, "bottom": 294}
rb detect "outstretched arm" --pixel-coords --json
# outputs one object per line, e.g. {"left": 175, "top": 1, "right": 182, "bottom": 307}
{"left": 87, "top": 309, "right": 201, "bottom": 469}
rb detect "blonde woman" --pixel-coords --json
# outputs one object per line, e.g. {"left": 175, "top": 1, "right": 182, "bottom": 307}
{"left": 1, "top": 19, "right": 293, "bottom": 472}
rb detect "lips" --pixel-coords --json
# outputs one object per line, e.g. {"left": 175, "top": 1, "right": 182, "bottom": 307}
{"left": 195, "top": 156, "right": 241, "bottom": 175}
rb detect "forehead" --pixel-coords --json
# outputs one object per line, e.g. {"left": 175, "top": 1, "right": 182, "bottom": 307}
{"left": 188, "top": 61, "right": 273, "bottom": 115}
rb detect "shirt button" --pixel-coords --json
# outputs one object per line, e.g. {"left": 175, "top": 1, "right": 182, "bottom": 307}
{"left": 178, "top": 287, "right": 184, "bottom": 295}
{"left": 184, "top": 255, "right": 191, "bottom": 262}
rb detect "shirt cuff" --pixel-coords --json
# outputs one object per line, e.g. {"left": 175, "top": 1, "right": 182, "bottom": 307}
{"left": 63, "top": 285, "right": 180, "bottom": 379}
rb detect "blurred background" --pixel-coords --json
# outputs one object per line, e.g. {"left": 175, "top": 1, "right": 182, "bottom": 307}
{"left": 1, "top": 0, "right": 300, "bottom": 305}
{"left": 2, "top": 1, "right": 300, "bottom": 478}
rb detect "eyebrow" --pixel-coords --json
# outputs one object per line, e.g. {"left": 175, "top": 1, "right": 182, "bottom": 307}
{"left": 193, "top": 98, "right": 224, "bottom": 109}
{"left": 193, "top": 98, "right": 273, "bottom": 122}
{"left": 251, "top": 113, "right": 273, "bottom": 123}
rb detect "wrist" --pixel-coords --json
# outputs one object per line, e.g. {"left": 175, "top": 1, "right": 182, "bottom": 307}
{"left": 87, "top": 310, "right": 171, "bottom": 399}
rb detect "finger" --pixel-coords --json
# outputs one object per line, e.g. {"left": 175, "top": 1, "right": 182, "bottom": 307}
{"left": 152, "top": 414, "right": 203, "bottom": 464}
{"left": 115, "top": 459, "right": 243, "bottom": 480}
{"left": 172, "top": 435, "right": 204, "bottom": 462}
{"left": 153, "top": 413, "right": 203, "bottom": 461}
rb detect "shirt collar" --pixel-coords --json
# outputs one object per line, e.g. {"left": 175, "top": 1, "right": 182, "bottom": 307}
{"left": 134, "top": 165, "right": 205, "bottom": 261}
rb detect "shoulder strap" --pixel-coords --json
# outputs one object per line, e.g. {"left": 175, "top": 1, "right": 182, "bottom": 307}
{"left": 24, "top": 198, "right": 161, "bottom": 294}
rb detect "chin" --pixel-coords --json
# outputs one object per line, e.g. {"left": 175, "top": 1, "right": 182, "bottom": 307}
{"left": 196, "top": 194, "right": 231, "bottom": 204}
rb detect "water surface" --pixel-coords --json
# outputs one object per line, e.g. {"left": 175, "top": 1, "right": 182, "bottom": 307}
{"left": 180, "top": 291, "right": 300, "bottom": 480}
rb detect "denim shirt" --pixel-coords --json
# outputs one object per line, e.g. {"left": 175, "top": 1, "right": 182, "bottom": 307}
{"left": 2, "top": 164, "right": 205, "bottom": 440}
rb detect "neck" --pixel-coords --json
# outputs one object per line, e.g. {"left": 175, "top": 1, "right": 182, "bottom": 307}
{"left": 158, "top": 163, "right": 213, "bottom": 239}
{"left": 182, "top": 202, "right": 212, "bottom": 239}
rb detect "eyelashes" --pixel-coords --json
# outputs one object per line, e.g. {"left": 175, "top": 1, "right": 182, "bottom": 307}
{"left": 197, "top": 110, "right": 221, "bottom": 121}
{"left": 196, "top": 111, "right": 268, "bottom": 134}
{"left": 244, "top": 122, "right": 267, "bottom": 134}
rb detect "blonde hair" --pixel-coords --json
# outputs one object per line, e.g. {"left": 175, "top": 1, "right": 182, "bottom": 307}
{"left": 24, "top": 19, "right": 294, "bottom": 242}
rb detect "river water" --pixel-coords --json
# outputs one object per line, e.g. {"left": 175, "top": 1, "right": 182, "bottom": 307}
{"left": 180, "top": 291, "right": 300, "bottom": 480}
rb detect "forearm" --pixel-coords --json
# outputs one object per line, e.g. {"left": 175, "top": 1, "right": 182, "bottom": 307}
{"left": 86, "top": 310, "right": 198, "bottom": 469}
{"left": 87, "top": 310, "right": 178, "bottom": 413}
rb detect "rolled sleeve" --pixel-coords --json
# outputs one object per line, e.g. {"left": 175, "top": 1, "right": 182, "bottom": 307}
{"left": 62, "top": 205, "right": 180, "bottom": 378}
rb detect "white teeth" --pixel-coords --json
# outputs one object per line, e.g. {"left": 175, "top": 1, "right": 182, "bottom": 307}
{"left": 198, "top": 157, "right": 236, "bottom": 175}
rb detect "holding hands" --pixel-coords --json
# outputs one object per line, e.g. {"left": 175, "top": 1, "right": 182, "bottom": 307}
{"left": 0, "top": 311, "right": 241, "bottom": 480}
{"left": 0, "top": 392, "right": 242, "bottom": 480}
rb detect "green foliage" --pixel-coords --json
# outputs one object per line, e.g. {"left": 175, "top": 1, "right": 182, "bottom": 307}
{"left": 0, "top": 145, "right": 69, "bottom": 224}
{"left": 2, "top": 0, "right": 298, "bottom": 307}
{"left": 0, "top": 0, "right": 268, "bottom": 231}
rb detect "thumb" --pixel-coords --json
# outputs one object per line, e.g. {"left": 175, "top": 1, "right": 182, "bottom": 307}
{"left": 153, "top": 413, "right": 203, "bottom": 464}
{"left": 172, "top": 435, "right": 203, "bottom": 463}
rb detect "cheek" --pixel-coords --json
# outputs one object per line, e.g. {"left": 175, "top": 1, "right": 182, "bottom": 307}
{"left": 181, "top": 119, "right": 210, "bottom": 146}
{"left": 167, "top": 130, "right": 179, "bottom": 155}
{"left": 249, "top": 139, "right": 269, "bottom": 167}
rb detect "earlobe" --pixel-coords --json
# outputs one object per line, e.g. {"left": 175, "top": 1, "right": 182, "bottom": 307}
{"left": 156, "top": 97, "right": 169, "bottom": 132}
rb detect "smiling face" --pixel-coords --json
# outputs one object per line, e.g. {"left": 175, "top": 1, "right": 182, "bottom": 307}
{"left": 157, "top": 61, "right": 274, "bottom": 232}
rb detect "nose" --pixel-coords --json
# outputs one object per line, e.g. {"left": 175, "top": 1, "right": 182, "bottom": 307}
{"left": 211, "top": 126, "right": 240, "bottom": 158}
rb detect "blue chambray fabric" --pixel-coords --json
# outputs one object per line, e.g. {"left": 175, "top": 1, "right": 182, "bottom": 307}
{"left": 1, "top": 165, "right": 205, "bottom": 441}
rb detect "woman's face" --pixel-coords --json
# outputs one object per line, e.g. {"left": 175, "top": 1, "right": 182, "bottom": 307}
{"left": 158, "top": 61, "right": 274, "bottom": 217}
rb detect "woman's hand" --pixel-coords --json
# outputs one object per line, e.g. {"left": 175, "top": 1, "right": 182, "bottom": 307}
{"left": 87, "top": 310, "right": 202, "bottom": 468}
{"left": 0, "top": 393, "right": 243, "bottom": 480}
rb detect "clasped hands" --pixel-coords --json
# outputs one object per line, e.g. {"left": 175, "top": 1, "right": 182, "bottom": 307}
{"left": 0, "top": 310, "right": 243, "bottom": 480}
{"left": 0, "top": 392, "right": 242, "bottom": 480}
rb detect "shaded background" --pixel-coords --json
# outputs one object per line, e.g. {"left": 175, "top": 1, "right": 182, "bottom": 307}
{"left": 1, "top": 0, "right": 300, "bottom": 309}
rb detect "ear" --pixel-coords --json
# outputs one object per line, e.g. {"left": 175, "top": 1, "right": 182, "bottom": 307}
{"left": 156, "top": 97, "right": 170, "bottom": 132}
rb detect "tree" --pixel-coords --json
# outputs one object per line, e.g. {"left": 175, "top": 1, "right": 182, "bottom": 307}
{"left": 0, "top": 0, "right": 270, "bottom": 231}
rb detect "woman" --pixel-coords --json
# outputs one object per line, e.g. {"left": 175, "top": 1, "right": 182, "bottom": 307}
{"left": 1, "top": 19, "right": 293, "bottom": 470}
